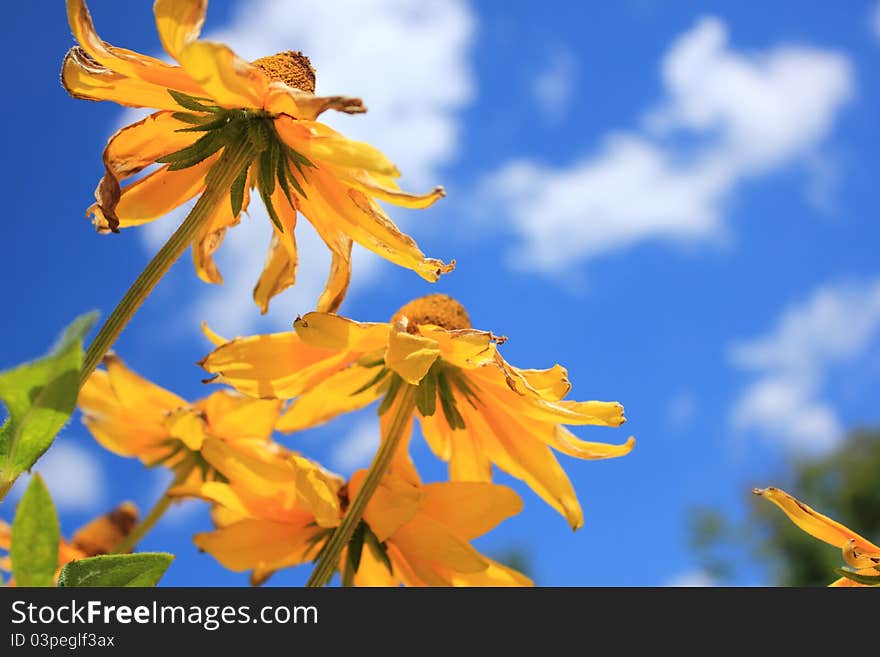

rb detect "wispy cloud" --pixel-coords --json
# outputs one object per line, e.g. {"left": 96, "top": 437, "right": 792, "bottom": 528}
{"left": 729, "top": 279, "right": 880, "bottom": 454}
{"left": 532, "top": 48, "right": 576, "bottom": 123}
{"left": 329, "top": 416, "right": 380, "bottom": 475}
{"left": 122, "top": 0, "right": 475, "bottom": 337}
{"left": 482, "top": 17, "right": 853, "bottom": 274}
{"left": 664, "top": 570, "right": 717, "bottom": 587}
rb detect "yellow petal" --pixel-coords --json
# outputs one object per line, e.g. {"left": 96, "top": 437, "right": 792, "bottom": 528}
{"left": 352, "top": 544, "right": 399, "bottom": 587}
{"left": 296, "top": 169, "right": 454, "bottom": 283}
{"left": 516, "top": 365, "right": 571, "bottom": 401}
{"left": 90, "top": 157, "right": 215, "bottom": 233}
{"left": 449, "top": 559, "right": 533, "bottom": 587}
{"left": 548, "top": 427, "right": 636, "bottom": 461}
{"left": 177, "top": 40, "right": 265, "bottom": 109}
{"left": 386, "top": 329, "right": 440, "bottom": 385}
{"left": 753, "top": 488, "right": 880, "bottom": 553}
{"left": 196, "top": 390, "right": 282, "bottom": 443}
{"left": 103, "top": 353, "right": 187, "bottom": 411}
{"left": 164, "top": 408, "right": 205, "bottom": 451}
{"left": 420, "top": 482, "right": 522, "bottom": 541}
{"left": 419, "top": 327, "right": 497, "bottom": 370}
{"left": 200, "top": 331, "right": 350, "bottom": 399}
{"left": 349, "top": 172, "right": 446, "bottom": 210}
{"left": 464, "top": 401, "right": 583, "bottom": 529}
{"left": 351, "top": 471, "right": 423, "bottom": 543}
{"left": 276, "top": 119, "right": 399, "bottom": 176}
{"left": 842, "top": 539, "right": 880, "bottom": 569}
{"left": 200, "top": 321, "right": 228, "bottom": 347}
{"left": 66, "top": 0, "right": 202, "bottom": 93}
{"left": 253, "top": 187, "right": 298, "bottom": 313}
{"left": 61, "top": 47, "right": 183, "bottom": 111}
{"left": 391, "top": 516, "right": 488, "bottom": 575}
{"left": 265, "top": 84, "right": 365, "bottom": 120}
{"left": 275, "top": 365, "right": 382, "bottom": 433}
{"left": 194, "top": 518, "right": 317, "bottom": 574}
{"left": 193, "top": 180, "right": 251, "bottom": 284}
{"left": 294, "top": 312, "right": 389, "bottom": 352}
{"left": 154, "top": 0, "right": 207, "bottom": 61}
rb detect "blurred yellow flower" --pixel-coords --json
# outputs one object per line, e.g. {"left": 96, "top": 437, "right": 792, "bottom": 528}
{"left": 63, "top": 0, "right": 451, "bottom": 313}
{"left": 182, "top": 437, "right": 531, "bottom": 587}
{"left": 78, "top": 353, "right": 283, "bottom": 478}
{"left": 1, "top": 502, "right": 138, "bottom": 586}
{"left": 754, "top": 487, "right": 880, "bottom": 587}
{"left": 200, "top": 294, "right": 634, "bottom": 528}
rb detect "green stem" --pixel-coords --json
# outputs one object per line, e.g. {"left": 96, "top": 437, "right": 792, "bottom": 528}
{"left": 306, "top": 386, "right": 417, "bottom": 587}
{"left": 0, "top": 480, "right": 13, "bottom": 504}
{"left": 112, "top": 456, "right": 198, "bottom": 554}
{"left": 79, "top": 141, "right": 255, "bottom": 387}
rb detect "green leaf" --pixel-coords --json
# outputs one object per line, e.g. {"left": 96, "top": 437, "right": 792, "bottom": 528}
{"left": 436, "top": 371, "right": 466, "bottom": 430}
{"left": 174, "top": 113, "right": 233, "bottom": 133}
{"left": 833, "top": 567, "right": 880, "bottom": 586}
{"left": 258, "top": 144, "right": 277, "bottom": 197}
{"left": 0, "top": 312, "right": 98, "bottom": 490}
{"left": 230, "top": 163, "right": 250, "bottom": 217}
{"left": 415, "top": 367, "right": 438, "bottom": 417}
{"left": 363, "top": 524, "right": 393, "bottom": 576}
{"left": 276, "top": 153, "right": 296, "bottom": 208}
{"left": 157, "top": 130, "right": 228, "bottom": 171}
{"left": 167, "top": 89, "right": 219, "bottom": 113}
{"left": 57, "top": 553, "right": 175, "bottom": 587}
{"left": 260, "top": 188, "right": 284, "bottom": 232}
{"left": 348, "top": 521, "right": 366, "bottom": 574}
{"left": 170, "top": 111, "right": 208, "bottom": 125}
{"left": 351, "top": 367, "right": 389, "bottom": 396}
{"left": 11, "top": 474, "right": 59, "bottom": 587}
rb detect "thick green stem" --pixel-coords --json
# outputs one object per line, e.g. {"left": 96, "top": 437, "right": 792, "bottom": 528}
{"left": 79, "top": 141, "right": 254, "bottom": 387}
{"left": 306, "top": 386, "right": 417, "bottom": 587}
{"left": 112, "top": 456, "right": 198, "bottom": 554}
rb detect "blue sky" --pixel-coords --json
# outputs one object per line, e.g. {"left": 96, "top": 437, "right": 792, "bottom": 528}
{"left": 2, "top": 0, "right": 880, "bottom": 586}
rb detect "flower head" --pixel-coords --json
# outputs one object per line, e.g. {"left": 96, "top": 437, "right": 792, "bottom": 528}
{"left": 78, "top": 353, "right": 283, "bottom": 479}
{"left": 181, "top": 437, "right": 531, "bottom": 586}
{"left": 200, "top": 294, "right": 634, "bottom": 528}
{"left": 753, "top": 487, "right": 880, "bottom": 587}
{"left": 63, "top": 0, "right": 452, "bottom": 313}
{"left": 1, "top": 502, "right": 138, "bottom": 585}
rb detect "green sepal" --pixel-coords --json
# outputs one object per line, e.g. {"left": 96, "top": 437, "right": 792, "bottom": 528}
{"left": 170, "top": 111, "right": 209, "bottom": 125}
{"left": 363, "top": 524, "right": 393, "bottom": 576}
{"left": 168, "top": 89, "right": 220, "bottom": 113}
{"left": 377, "top": 375, "right": 404, "bottom": 416}
{"left": 174, "top": 114, "right": 234, "bottom": 133}
{"left": 230, "top": 164, "right": 250, "bottom": 217}
{"left": 157, "top": 129, "right": 228, "bottom": 171}
{"left": 348, "top": 521, "right": 366, "bottom": 574}
{"left": 833, "top": 567, "right": 880, "bottom": 586}
{"left": 260, "top": 188, "right": 284, "bottom": 232}
{"left": 436, "top": 371, "right": 466, "bottom": 430}
{"left": 415, "top": 366, "right": 438, "bottom": 417}
{"left": 11, "top": 474, "right": 60, "bottom": 587}
{"left": 351, "top": 367, "right": 389, "bottom": 396}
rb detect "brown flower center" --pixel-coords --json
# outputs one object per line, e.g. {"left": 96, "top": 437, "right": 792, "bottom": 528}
{"left": 252, "top": 51, "right": 316, "bottom": 93}
{"left": 392, "top": 294, "right": 471, "bottom": 332}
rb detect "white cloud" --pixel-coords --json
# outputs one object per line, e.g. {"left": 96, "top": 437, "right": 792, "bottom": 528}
{"left": 482, "top": 17, "right": 853, "bottom": 274}
{"left": 729, "top": 279, "right": 880, "bottom": 453}
{"left": 532, "top": 49, "right": 576, "bottom": 122}
{"left": 330, "top": 417, "right": 380, "bottom": 475}
{"left": 11, "top": 440, "right": 105, "bottom": 512}
{"left": 125, "top": 0, "right": 475, "bottom": 336}
{"left": 664, "top": 570, "right": 716, "bottom": 587}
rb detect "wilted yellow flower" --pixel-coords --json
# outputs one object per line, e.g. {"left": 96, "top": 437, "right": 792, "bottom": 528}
{"left": 78, "top": 353, "right": 283, "bottom": 478}
{"left": 1, "top": 502, "right": 138, "bottom": 585}
{"left": 63, "top": 0, "right": 451, "bottom": 313}
{"left": 181, "top": 437, "right": 531, "bottom": 587}
{"left": 200, "top": 294, "right": 634, "bottom": 528}
{"left": 753, "top": 487, "right": 880, "bottom": 587}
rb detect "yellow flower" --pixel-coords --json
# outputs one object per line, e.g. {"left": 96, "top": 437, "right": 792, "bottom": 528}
{"left": 200, "top": 294, "right": 634, "bottom": 528}
{"left": 753, "top": 487, "right": 880, "bottom": 587}
{"left": 63, "top": 0, "right": 452, "bottom": 313}
{"left": 182, "top": 437, "right": 531, "bottom": 587}
{"left": 78, "top": 353, "right": 283, "bottom": 478}
{"left": 1, "top": 502, "right": 138, "bottom": 586}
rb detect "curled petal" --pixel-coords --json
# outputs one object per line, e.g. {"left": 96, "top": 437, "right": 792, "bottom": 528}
{"left": 193, "top": 181, "right": 250, "bottom": 284}
{"left": 293, "top": 312, "right": 389, "bottom": 352}
{"left": 349, "top": 172, "right": 446, "bottom": 210}
{"left": 842, "top": 538, "right": 880, "bottom": 569}
{"left": 253, "top": 187, "right": 298, "bottom": 313}
{"left": 753, "top": 487, "right": 880, "bottom": 553}
{"left": 154, "top": 0, "right": 207, "bottom": 61}
{"left": 386, "top": 329, "right": 440, "bottom": 385}
{"left": 177, "top": 40, "right": 266, "bottom": 109}
{"left": 266, "top": 83, "right": 365, "bottom": 120}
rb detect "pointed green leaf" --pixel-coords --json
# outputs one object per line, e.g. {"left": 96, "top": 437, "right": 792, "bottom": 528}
{"left": 174, "top": 114, "right": 233, "bottom": 133}
{"left": 348, "top": 521, "right": 366, "bottom": 574}
{"left": 57, "top": 553, "right": 175, "bottom": 587}
{"left": 157, "top": 130, "right": 227, "bottom": 170}
{"left": 0, "top": 312, "right": 98, "bottom": 491}
{"left": 436, "top": 372, "right": 466, "bottom": 430}
{"left": 833, "top": 567, "right": 880, "bottom": 586}
{"left": 415, "top": 367, "right": 438, "bottom": 417}
{"left": 276, "top": 153, "right": 296, "bottom": 208}
{"left": 170, "top": 111, "right": 208, "bottom": 125}
{"left": 230, "top": 164, "right": 250, "bottom": 217}
{"left": 11, "top": 474, "right": 59, "bottom": 587}
{"left": 363, "top": 524, "right": 393, "bottom": 576}
{"left": 167, "top": 89, "right": 219, "bottom": 113}
{"left": 260, "top": 188, "right": 284, "bottom": 232}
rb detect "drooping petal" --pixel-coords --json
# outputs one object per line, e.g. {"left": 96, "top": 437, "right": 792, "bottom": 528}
{"left": 199, "top": 331, "right": 351, "bottom": 399}
{"left": 177, "top": 40, "right": 266, "bottom": 110}
{"left": 194, "top": 517, "right": 317, "bottom": 574}
{"left": 61, "top": 48, "right": 183, "bottom": 111}
{"left": 293, "top": 313, "right": 389, "bottom": 352}
{"left": 348, "top": 172, "right": 446, "bottom": 210}
{"left": 391, "top": 515, "right": 488, "bottom": 575}
{"left": 192, "top": 179, "right": 250, "bottom": 284}
{"left": 548, "top": 427, "right": 636, "bottom": 460}
{"left": 276, "top": 119, "right": 398, "bottom": 176}
{"left": 753, "top": 488, "right": 880, "bottom": 553}
{"left": 265, "top": 84, "right": 365, "bottom": 120}
{"left": 516, "top": 365, "right": 571, "bottom": 401}
{"left": 354, "top": 471, "right": 423, "bottom": 543}
{"left": 196, "top": 390, "right": 282, "bottom": 443}
{"left": 90, "top": 156, "right": 215, "bottom": 233}
{"left": 66, "top": 0, "right": 202, "bottom": 93}
{"left": 253, "top": 187, "right": 298, "bottom": 313}
{"left": 386, "top": 329, "right": 440, "bottom": 385}
{"left": 419, "top": 327, "right": 497, "bottom": 370}
{"left": 419, "top": 482, "right": 522, "bottom": 541}
{"left": 449, "top": 559, "right": 533, "bottom": 587}
{"left": 104, "top": 353, "right": 187, "bottom": 412}
{"left": 154, "top": 0, "right": 207, "bottom": 61}
{"left": 275, "top": 365, "right": 382, "bottom": 433}
{"left": 842, "top": 539, "right": 880, "bottom": 569}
